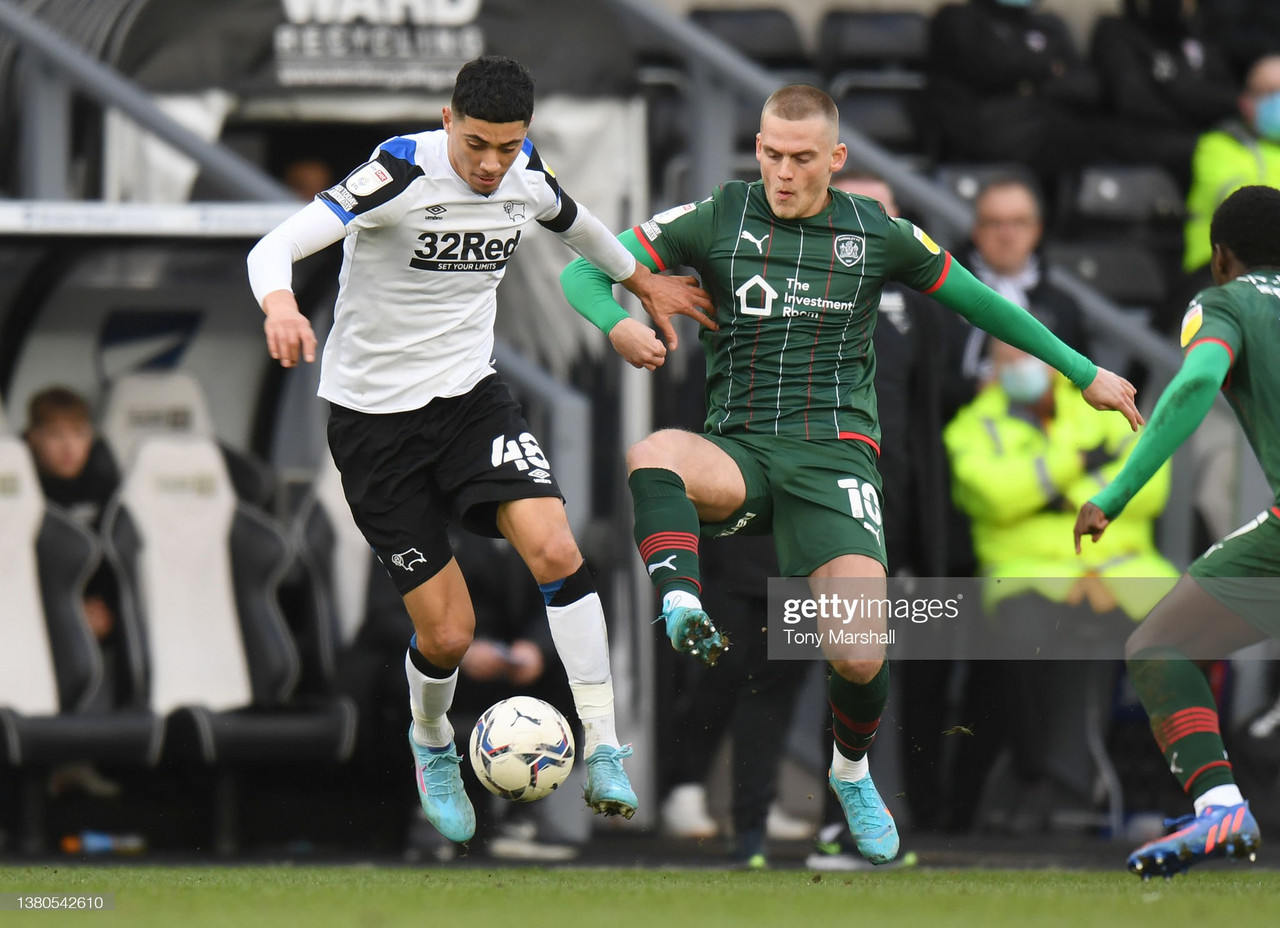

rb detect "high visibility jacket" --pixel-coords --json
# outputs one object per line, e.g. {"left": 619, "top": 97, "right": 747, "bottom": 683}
{"left": 1185, "top": 120, "right": 1280, "bottom": 272}
{"left": 944, "top": 375, "right": 1179, "bottom": 618}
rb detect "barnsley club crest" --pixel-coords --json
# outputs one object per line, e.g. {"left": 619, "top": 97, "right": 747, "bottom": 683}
{"left": 835, "top": 234, "right": 865, "bottom": 267}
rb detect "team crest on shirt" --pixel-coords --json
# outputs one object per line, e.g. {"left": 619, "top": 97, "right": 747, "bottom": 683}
{"left": 1180, "top": 302, "right": 1203, "bottom": 347}
{"left": 835, "top": 234, "right": 865, "bottom": 267}
{"left": 503, "top": 201, "right": 525, "bottom": 222}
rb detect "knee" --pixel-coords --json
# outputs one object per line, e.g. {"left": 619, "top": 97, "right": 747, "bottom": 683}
{"left": 523, "top": 530, "right": 583, "bottom": 585}
{"left": 627, "top": 430, "right": 679, "bottom": 474}
{"left": 415, "top": 623, "right": 474, "bottom": 668}
{"left": 830, "top": 657, "right": 883, "bottom": 685}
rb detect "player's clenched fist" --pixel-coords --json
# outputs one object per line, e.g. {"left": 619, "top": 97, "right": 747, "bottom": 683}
{"left": 608, "top": 317, "right": 668, "bottom": 371}
{"left": 262, "top": 289, "right": 317, "bottom": 368}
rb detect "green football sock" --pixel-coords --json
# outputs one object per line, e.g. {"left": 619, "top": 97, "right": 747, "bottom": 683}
{"left": 1128, "top": 646, "right": 1235, "bottom": 798}
{"left": 628, "top": 467, "right": 702, "bottom": 598}
{"left": 829, "top": 661, "right": 890, "bottom": 761}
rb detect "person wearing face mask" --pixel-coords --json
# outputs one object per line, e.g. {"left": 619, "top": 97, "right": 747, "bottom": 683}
{"left": 1091, "top": 0, "right": 1238, "bottom": 189}
{"left": 942, "top": 340, "right": 1179, "bottom": 834}
{"left": 1184, "top": 55, "right": 1280, "bottom": 274}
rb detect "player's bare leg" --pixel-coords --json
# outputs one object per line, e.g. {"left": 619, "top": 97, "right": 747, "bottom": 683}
{"left": 497, "top": 497, "right": 636, "bottom": 818}
{"left": 626, "top": 430, "right": 739, "bottom": 665}
{"left": 402, "top": 560, "right": 477, "bottom": 843}
{"left": 815, "top": 555, "right": 898, "bottom": 864}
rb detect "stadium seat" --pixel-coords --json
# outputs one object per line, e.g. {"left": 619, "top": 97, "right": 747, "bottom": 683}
{"left": 1045, "top": 241, "right": 1168, "bottom": 308}
{"left": 102, "top": 434, "right": 356, "bottom": 854}
{"left": 688, "top": 7, "right": 816, "bottom": 79}
{"left": 933, "top": 162, "right": 1041, "bottom": 207}
{"left": 834, "top": 88, "right": 924, "bottom": 153}
{"left": 0, "top": 435, "right": 163, "bottom": 853}
{"left": 818, "top": 10, "right": 929, "bottom": 94}
{"left": 1067, "top": 164, "right": 1185, "bottom": 227}
{"left": 101, "top": 370, "right": 276, "bottom": 509}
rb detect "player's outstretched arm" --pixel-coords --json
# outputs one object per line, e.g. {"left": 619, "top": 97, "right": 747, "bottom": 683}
{"left": 930, "top": 259, "right": 1143, "bottom": 429}
{"left": 1073, "top": 340, "right": 1230, "bottom": 551}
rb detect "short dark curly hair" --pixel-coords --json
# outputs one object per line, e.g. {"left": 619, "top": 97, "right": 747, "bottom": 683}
{"left": 451, "top": 56, "right": 535, "bottom": 124}
{"left": 1210, "top": 185, "right": 1280, "bottom": 270}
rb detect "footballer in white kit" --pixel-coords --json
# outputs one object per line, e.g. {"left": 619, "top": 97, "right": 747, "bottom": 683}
{"left": 247, "top": 56, "right": 712, "bottom": 844}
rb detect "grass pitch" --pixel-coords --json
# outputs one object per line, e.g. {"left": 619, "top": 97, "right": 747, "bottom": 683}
{"left": 2, "top": 865, "right": 1278, "bottom": 927}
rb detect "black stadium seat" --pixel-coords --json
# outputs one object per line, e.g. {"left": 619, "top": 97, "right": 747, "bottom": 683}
{"left": 1068, "top": 164, "right": 1185, "bottom": 227}
{"left": 689, "top": 7, "right": 816, "bottom": 77}
{"left": 819, "top": 10, "right": 929, "bottom": 93}
{"left": 1045, "top": 241, "right": 1169, "bottom": 307}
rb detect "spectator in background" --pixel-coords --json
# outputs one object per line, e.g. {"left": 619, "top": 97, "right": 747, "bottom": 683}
{"left": 926, "top": 0, "right": 1105, "bottom": 197}
{"left": 1091, "top": 0, "right": 1238, "bottom": 189}
{"left": 943, "top": 341, "right": 1178, "bottom": 833}
{"left": 956, "top": 177, "right": 1091, "bottom": 388}
{"left": 1183, "top": 55, "right": 1280, "bottom": 274}
{"left": 23, "top": 386, "right": 124, "bottom": 797}
{"left": 282, "top": 157, "right": 336, "bottom": 202}
{"left": 1200, "top": 0, "right": 1280, "bottom": 81}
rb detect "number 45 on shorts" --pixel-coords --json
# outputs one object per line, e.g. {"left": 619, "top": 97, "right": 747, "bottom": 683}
{"left": 838, "top": 477, "right": 884, "bottom": 547}
{"left": 491, "top": 432, "right": 551, "bottom": 472}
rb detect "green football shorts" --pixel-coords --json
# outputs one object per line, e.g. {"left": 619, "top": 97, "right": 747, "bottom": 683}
{"left": 1187, "top": 505, "right": 1280, "bottom": 635}
{"left": 699, "top": 432, "right": 886, "bottom": 576}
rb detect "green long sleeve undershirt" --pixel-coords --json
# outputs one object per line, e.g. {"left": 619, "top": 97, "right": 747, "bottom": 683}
{"left": 560, "top": 228, "right": 654, "bottom": 334}
{"left": 1092, "top": 341, "right": 1232, "bottom": 519}
{"left": 560, "top": 235, "right": 1098, "bottom": 388}
{"left": 930, "top": 260, "right": 1097, "bottom": 390}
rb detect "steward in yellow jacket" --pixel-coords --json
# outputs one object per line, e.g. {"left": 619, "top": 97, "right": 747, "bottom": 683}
{"left": 944, "top": 343, "right": 1178, "bottom": 619}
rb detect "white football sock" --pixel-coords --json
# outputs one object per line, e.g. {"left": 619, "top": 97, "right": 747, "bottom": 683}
{"left": 662, "top": 589, "right": 703, "bottom": 614}
{"left": 547, "top": 591, "right": 620, "bottom": 753}
{"left": 404, "top": 649, "right": 456, "bottom": 749}
{"left": 831, "top": 743, "right": 869, "bottom": 782}
{"left": 1194, "top": 783, "right": 1245, "bottom": 815}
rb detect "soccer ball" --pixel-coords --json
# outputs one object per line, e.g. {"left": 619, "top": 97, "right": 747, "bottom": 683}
{"left": 468, "top": 696, "right": 575, "bottom": 802}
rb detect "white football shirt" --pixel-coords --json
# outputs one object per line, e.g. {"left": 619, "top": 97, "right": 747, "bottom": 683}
{"left": 250, "top": 129, "right": 632, "bottom": 413}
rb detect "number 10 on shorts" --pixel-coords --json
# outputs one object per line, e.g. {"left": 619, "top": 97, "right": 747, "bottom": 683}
{"left": 838, "top": 477, "right": 884, "bottom": 544}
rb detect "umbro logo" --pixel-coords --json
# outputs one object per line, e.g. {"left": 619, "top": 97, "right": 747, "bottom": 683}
{"left": 740, "top": 229, "right": 770, "bottom": 253}
{"left": 424, "top": 204, "right": 447, "bottom": 220}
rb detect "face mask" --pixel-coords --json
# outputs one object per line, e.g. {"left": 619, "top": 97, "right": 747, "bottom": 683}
{"left": 999, "top": 358, "right": 1051, "bottom": 403}
{"left": 1255, "top": 91, "right": 1280, "bottom": 142}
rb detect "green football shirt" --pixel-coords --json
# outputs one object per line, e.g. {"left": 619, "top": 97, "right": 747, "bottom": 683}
{"left": 1181, "top": 269, "right": 1280, "bottom": 501}
{"left": 634, "top": 180, "right": 949, "bottom": 446}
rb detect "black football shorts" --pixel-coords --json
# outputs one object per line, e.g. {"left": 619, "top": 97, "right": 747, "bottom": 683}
{"left": 326, "top": 374, "right": 563, "bottom": 594}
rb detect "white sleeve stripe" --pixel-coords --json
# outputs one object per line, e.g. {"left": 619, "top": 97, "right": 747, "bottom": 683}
{"left": 246, "top": 199, "right": 347, "bottom": 307}
{"left": 552, "top": 201, "right": 635, "bottom": 282}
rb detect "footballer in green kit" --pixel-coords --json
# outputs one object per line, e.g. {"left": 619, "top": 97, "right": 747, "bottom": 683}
{"left": 1075, "top": 185, "right": 1280, "bottom": 879}
{"left": 563, "top": 84, "right": 1141, "bottom": 866}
